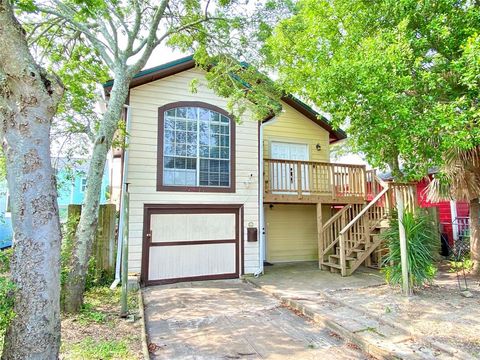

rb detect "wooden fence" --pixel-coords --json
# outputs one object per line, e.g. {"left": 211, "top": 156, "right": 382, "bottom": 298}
{"left": 67, "top": 204, "right": 117, "bottom": 278}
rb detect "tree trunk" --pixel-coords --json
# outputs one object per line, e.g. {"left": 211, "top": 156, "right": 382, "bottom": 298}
{"left": 470, "top": 198, "right": 480, "bottom": 276}
{"left": 0, "top": 0, "right": 64, "bottom": 358}
{"left": 63, "top": 76, "right": 130, "bottom": 313}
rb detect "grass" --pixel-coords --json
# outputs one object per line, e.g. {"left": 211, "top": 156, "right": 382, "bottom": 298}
{"left": 65, "top": 337, "right": 131, "bottom": 360}
{"left": 61, "top": 286, "right": 142, "bottom": 359}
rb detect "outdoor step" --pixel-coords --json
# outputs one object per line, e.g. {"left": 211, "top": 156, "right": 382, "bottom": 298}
{"left": 329, "top": 254, "right": 356, "bottom": 262}
{"left": 336, "top": 245, "right": 365, "bottom": 256}
{"left": 352, "top": 249, "right": 365, "bottom": 253}
{"left": 320, "top": 261, "right": 349, "bottom": 270}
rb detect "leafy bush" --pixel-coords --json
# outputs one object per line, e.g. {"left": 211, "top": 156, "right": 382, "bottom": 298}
{"left": 0, "top": 248, "right": 11, "bottom": 273}
{"left": 0, "top": 248, "right": 15, "bottom": 350}
{"left": 382, "top": 211, "right": 438, "bottom": 288}
{"left": 61, "top": 211, "right": 114, "bottom": 309}
{"left": 449, "top": 257, "right": 474, "bottom": 273}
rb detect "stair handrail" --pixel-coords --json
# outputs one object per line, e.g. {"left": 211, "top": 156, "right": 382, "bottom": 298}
{"left": 339, "top": 187, "right": 389, "bottom": 236}
{"left": 374, "top": 173, "right": 389, "bottom": 189}
{"left": 322, "top": 204, "right": 352, "bottom": 231}
{"left": 320, "top": 204, "right": 352, "bottom": 257}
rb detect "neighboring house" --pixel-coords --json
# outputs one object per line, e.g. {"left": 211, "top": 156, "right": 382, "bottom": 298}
{"left": 0, "top": 180, "right": 12, "bottom": 249}
{"left": 0, "top": 159, "right": 110, "bottom": 248}
{"left": 55, "top": 158, "right": 110, "bottom": 220}
{"left": 416, "top": 176, "right": 469, "bottom": 248}
{"left": 380, "top": 170, "right": 470, "bottom": 249}
{"left": 105, "top": 55, "right": 405, "bottom": 285}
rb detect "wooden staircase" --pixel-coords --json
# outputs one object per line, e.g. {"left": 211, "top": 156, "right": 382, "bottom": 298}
{"left": 319, "top": 174, "right": 398, "bottom": 276}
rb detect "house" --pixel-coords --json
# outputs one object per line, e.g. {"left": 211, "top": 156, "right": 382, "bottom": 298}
{"left": 106, "top": 55, "right": 411, "bottom": 285}
{"left": 379, "top": 170, "right": 470, "bottom": 252}
{"left": 55, "top": 158, "right": 111, "bottom": 220}
{"left": 0, "top": 158, "right": 110, "bottom": 249}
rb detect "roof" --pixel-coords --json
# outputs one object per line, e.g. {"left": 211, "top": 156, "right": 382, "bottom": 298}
{"left": 104, "top": 55, "right": 347, "bottom": 143}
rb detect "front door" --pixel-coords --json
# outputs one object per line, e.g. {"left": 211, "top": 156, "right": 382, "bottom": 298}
{"left": 270, "top": 142, "right": 309, "bottom": 194}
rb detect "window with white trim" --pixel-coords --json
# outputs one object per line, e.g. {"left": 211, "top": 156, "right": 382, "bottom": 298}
{"left": 162, "top": 106, "right": 231, "bottom": 188}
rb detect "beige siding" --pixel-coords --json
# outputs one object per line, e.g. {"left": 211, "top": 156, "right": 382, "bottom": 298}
{"left": 127, "top": 68, "right": 260, "bottom": 274}
{"left": 264, "top": 103, "right": 330, "bottom": 162}
{"left": 265, "top": 204, "right": 332, "bottom": 262}
{"left": 263, "top": 104, "right": 333, "bottom": 262}
{"left": 265, "top": 204, "right": 317, "bottom": 262}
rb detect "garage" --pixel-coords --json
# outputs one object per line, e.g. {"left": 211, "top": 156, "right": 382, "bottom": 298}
{"left": 141, "top": 204, "right": 242, "bottom": 286}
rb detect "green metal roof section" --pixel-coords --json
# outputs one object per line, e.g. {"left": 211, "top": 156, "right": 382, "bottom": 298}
{"left": 103, "top": 55, "right": 194, "bottom": 88}
{"left": 284, "top": 95, "right": 347, "bottom": 139}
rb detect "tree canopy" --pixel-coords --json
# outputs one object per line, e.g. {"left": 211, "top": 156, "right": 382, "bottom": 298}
{"left": 264, "top": 0, "right": 480, "bottom": 180}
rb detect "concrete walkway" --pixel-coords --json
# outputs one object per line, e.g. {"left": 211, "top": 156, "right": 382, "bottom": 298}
{"left": 143, "top": 280, "right": 367, "bottom": 359}
{"left": 246, "top": 262, "right": 465, "bottom": 359}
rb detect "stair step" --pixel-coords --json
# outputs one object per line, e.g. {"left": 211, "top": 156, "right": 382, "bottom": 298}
{"left": 329, "top": 254, "right": 356, "bottom": 262}
{"left": 321, "top": 261, "right": 345, "bottom": 270}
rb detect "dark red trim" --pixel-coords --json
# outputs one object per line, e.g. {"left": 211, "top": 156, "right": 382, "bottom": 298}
{"left": 146, "top": 273, "right": 239, "bottom": 286}
{"left": 157, "top": 101, "right": 236, "bottom": 193}
{"left": 240, "top": 205, "right": 244, "bottom": 275}
{"left": 141, "top": 204, "right": 243, "bottom": 286}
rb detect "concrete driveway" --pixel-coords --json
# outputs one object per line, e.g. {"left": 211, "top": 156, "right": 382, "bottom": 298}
{"left": 143, "top": 280, "right": 367, "bottom": 359}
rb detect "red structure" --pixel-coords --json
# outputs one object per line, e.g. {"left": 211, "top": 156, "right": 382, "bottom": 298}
{"left": 416, "top": 177, "right": 469, "bottom": 245}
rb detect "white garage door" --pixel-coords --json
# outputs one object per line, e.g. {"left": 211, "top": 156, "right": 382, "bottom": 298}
{"left": 142, "top": 205, "right": 241, "bottom": 285}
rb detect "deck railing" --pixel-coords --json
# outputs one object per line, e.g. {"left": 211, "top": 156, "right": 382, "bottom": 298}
{"left": 263, "top": 158, "right": 367, "bottom": 202}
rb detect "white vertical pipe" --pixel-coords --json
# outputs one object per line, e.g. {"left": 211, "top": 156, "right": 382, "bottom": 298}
{"left": 110, "top": 104, "right": 132, "bottom": 289}
{"left": 255, "top": 117, "right": 278, "bottom": 276}
{"left": 450, "top": 200, "right": 459, "bottom": 241}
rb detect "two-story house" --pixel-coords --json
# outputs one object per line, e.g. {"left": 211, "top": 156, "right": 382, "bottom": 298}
{"left": 106, "top": 55, "right": 402, "bottom": 286}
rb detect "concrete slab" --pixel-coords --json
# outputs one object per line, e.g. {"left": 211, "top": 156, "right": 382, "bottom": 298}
{"left": 143, "top": 280, "right": 367, "bottom": 359}
{"left": 247, "top": 262, "right": 465, "bottom": 359}
{"left": 257, "top": 262, "right": 384, "bottom": 296}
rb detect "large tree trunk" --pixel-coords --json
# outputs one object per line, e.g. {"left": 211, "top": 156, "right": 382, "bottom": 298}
{"left": 470, "top": 198, "right": 480, "bottom": 276}
{"left": 0, "top": 0, "right": 64, "bottom": 358}
{"left": 63, "top": 76, "right": 130, "bottom": 313}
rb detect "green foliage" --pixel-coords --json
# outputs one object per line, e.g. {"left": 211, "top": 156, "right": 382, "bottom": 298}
{"left": 0, "top": 249, "right": 15, "bottom": 350}
{"left": 61, "top": 211, "right": 114, "bottom": 303}
{"left": 0, "top": 248, "right": 11, "bottom": 273}
{"left": 78, "top": 303, "right": 108, "bottom": 325}
{"left": 60, "top": 213, "right": 78, "bottom": 294}
{"left": 66, "top": 337, "right": 130, "bottom": 360}
{"left": 265, "top": 0, "right": 480, "bottom": 180}
{"left": 382, "top": 211, "right": 438, "bottom": 288}
{"left": 449, "top": 257, "right": 474, "bottom": 273}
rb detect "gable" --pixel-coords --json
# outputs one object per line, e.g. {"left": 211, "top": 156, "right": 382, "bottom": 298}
{"left": 263, "top": 101, "right": 331, "bottom": 162}
{"left": 105, "top": 56, "right": 346, "bottom": 143}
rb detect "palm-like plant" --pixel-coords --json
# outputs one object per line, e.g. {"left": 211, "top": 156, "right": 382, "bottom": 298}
{"left": 382, "top": 211, "right": 438, "bottom": 288}
{"left": 427, "top": 146, "right": 480, "bottom": 276}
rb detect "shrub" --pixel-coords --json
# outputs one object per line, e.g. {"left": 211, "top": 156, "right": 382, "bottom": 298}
{"left": 0, "top": 248, "right": 15, "bottom": 350}
{"left": 382, "top": 211, "right": 438, "bottom": 288}
{"left": 61, "top": 211, "right": 114, "bottom": 309}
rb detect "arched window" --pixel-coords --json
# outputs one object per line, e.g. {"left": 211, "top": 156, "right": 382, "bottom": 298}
{"left": 157, "top": 102, "right": 235, "bottom": 192}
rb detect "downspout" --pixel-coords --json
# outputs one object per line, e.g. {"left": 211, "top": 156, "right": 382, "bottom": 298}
{"left": 254, "top": 117, "right": 277, "bottom": 277}
{"left": 110, "top": 104, "right": 132, "bottom": 289}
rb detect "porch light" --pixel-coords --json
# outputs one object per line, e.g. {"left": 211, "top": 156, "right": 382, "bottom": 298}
{"left": 316, "top": 143, "right": 322, "bottom": 151}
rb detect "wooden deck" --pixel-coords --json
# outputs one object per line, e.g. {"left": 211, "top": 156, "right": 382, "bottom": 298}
{"left": 263, "top": 158, "right": 368, "bottom": 204}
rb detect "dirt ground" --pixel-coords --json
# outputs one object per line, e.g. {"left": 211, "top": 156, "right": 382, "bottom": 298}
{"left": 60, "top": 287, "right": 143, "bottom": 360}
{"left": 327, "top": 262, "right": 480, "bottom": 358}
